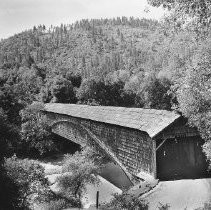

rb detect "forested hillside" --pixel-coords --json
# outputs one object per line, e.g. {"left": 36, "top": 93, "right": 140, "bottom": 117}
{"left": 0, "top": 17, "right": 172, "bottom": 111}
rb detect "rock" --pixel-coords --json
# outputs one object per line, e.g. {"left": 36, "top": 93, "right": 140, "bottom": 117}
{"left": 40, "top": 163, "right": 62, "bottom": 175}
{"left": 46, "top": 172, "right": 73, "bottom": 185}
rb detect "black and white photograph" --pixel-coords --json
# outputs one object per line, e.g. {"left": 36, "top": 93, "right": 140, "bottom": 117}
{"left": 0, "top": 0, "right": 211, "bottom": 209}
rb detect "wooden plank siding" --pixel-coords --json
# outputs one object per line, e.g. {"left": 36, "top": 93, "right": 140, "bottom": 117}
{"left": 46, "top": 112, "right": 156, "bottom": 177}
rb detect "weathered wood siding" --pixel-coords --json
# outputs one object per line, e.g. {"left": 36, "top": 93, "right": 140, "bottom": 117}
{"left": 46, "top": 112, "right": 156, "bottom": 177}
{"left": 156, "top": 118, "right": 199, "bottom": 140}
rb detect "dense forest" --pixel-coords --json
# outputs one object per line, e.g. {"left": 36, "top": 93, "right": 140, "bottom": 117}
{"left": 1, "top": 0, "right": 211, "bottom": 207}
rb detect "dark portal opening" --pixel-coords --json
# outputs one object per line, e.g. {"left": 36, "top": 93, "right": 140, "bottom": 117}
{"left": 53, "top": 133, "right": 81, "bottom": 154}
{"left": 156, "top": 136, "right": 210, "bottom": 180}
{"left": 38, "top": 134, "right": 81, "bottom": 163}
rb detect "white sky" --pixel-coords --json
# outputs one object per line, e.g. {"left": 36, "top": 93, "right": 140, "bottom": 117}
{"left": 0, "top": 0, "right": 164, "bottom": 39}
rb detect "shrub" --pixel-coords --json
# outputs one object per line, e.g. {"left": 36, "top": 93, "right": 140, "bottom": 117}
{"left": 102, "top": 193, "right": 148, "bottom": 210}
{"left": 41, "top": 199, "right": 67, "bottom": 210}
{"left": 40, "top": 198, "right": 80, "bottom": 210}
{"left": 57, "top": 147, "right": 103, "bottom": 201}
{"left": 0, "top": 165, "right": 19, "bottom": 210}
{"left": 4, "top": 155, "right": 52, "bottom": 209}
{"left": 20, "top": 102, "right": 56, "bottom": 157}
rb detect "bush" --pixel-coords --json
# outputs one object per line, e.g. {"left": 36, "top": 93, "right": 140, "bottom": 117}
{"left": 102, "top": 193, "right": 148, "bottom": 210}
{"left": 0, "top": 107, "right": 20, "bottom": 157}
{"left": 0, "top": 165, "right": 19, "bottom": 210}
{"left": 20, "top": 102, "right": 56, "bottom": 157}
{"left": 40, "top": 198, "right": 80, "bottom": 210}
{"left": 41, "top": 199, "right": 68, "bottom": 210}
{"left": 4, "top": 155, "right": 52, "bottom": 209}
{"left": 57, "top": 147, "right": 103, "bottom": 201}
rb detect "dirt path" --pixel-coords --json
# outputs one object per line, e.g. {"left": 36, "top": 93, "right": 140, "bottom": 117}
{"left": 144, "top": 179, "right": 211, "bottom": 210}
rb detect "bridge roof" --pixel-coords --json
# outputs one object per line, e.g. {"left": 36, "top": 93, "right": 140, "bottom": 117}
{"left": 44, "top": 103, "right": 181, "bottom": 138}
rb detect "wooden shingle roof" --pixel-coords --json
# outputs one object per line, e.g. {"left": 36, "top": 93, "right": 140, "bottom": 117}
{"left": 44, "top": 103, "right": 181, "bottom": 138}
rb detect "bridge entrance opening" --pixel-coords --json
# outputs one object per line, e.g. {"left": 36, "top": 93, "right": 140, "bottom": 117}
{"left": 156, "top": 136, "right": 210, "bottom": 181}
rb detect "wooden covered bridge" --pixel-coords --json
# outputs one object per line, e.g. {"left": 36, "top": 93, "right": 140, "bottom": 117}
{"left": 43, "top": 103, "right": 209, "bottom": 188}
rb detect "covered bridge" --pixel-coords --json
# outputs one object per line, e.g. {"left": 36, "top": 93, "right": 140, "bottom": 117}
{"left": 43, "top": 103, "right": 209, "bottom": 188}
